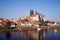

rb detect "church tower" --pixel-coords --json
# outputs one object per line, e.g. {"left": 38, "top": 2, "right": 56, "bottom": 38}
{"left": 30, "top": 9, "right": 34, "bottom": 16}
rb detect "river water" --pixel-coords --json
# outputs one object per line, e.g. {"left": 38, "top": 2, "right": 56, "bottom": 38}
{"left": 0, "top": 29, "right": 60, "bottom": 40}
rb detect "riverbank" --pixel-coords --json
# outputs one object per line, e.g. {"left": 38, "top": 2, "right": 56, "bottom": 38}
{"left": 0, "top": 28, "right": 18, "bottom": 32}
{"left": 0, "top": 26, "right": 60, "bottom": 32}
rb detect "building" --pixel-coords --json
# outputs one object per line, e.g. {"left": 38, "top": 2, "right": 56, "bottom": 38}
{"left": 18, "top": 10, "right": 45, "bottom": 27}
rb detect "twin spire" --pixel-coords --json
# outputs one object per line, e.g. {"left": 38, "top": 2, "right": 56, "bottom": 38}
{"left": 30, "top": 9, "right": 39, "bottom": 16}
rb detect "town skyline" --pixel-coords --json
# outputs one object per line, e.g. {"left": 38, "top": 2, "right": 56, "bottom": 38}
{"left": 0, "top": 0, "right": 60, "bottom": 23}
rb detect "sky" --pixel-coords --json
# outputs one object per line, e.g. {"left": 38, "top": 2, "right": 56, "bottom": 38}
{"left": 0, "top": 0, "right": 60, "bottom": 22}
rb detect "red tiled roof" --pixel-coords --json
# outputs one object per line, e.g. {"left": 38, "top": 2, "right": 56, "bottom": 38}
{"left": 31, "top": 14, "right": 45, "bottom": 17}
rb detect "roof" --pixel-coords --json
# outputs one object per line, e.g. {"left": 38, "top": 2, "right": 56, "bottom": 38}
{"left": 31, "top": 14, "right": 45, "bottom": 17}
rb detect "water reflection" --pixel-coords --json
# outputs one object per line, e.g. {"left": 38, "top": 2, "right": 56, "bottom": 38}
{"left": 19, "top": 30, "right": 43, "bottom": 40}
{"left": 0, "top": 29, "right": 60, "bottom": 40}
{"left": 5, "top": 31, "right": 11, "bottom": 40}
{"left": 43, "top": 29, "right": 60, "bottom": 40}
{"left": 54, "top": 29, "right": 58, "bottom": 34}
{"left": 38, "top": 30, "right": 43, "bottom": 40}
{"left": 43, "top": 31, "right": 46, "bottom": 37}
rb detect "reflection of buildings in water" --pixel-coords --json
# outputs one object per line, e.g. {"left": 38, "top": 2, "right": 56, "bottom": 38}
{"left": 28, "top": 31, "right": 38, "bottom": 40}
{"left": 43, "top": 31, "right": 46, "bottom": 37}
{"left": 38, "top": 30, "right": 43, "bottom": 40}
{"left": 19, "top": 31, "right": 28, "bottom": 37}
{"left": 46, "top": 29, "right": 58, "bottom": 33}
{"left": 54, "top": 29, "right": 58, "bottom": 34}
{"left": 19, "top": 29, "right": 59, "bottom": 40}
{"left": 47, "top": 29, "right": 54, "bottom": 33}
{"left": 5, "top": 31, "right": 11, "bottom": 40}
{"left": 19, "top": 30, "right": 43, "bottom": 40}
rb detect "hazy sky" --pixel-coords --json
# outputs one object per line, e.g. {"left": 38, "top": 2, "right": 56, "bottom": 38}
{"left": 0, "top": 0, "right": 60, "bottom": 22}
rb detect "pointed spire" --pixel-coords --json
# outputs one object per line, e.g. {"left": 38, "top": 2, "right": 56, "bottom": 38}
{"left": 35, "top": 10, "right": 38, "bottom": 14}
{"left": 30, "top": 9, "right": 34, "bottom": 16}
{"left": 35, "top": 10, "right": 39, "bottom": 14}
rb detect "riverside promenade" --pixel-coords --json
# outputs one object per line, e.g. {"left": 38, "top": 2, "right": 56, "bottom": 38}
{"left": 17, "top": 25, "right": 60, "bottom": 31}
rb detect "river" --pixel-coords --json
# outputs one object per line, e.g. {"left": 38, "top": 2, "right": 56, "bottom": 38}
{"left": 0, "top": 29, "right": 60, "bottom": 40}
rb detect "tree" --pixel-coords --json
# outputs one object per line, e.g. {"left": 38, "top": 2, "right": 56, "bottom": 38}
{"left": 39, "top": 14, "right": 45, "bottom": 26}
{"left": 6, "top": 21, "right": 11, "bottom": 28}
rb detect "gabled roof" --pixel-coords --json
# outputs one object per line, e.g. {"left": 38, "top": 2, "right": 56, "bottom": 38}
{"left": 31, "top": 13, "right": 45, "bottom": 17}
